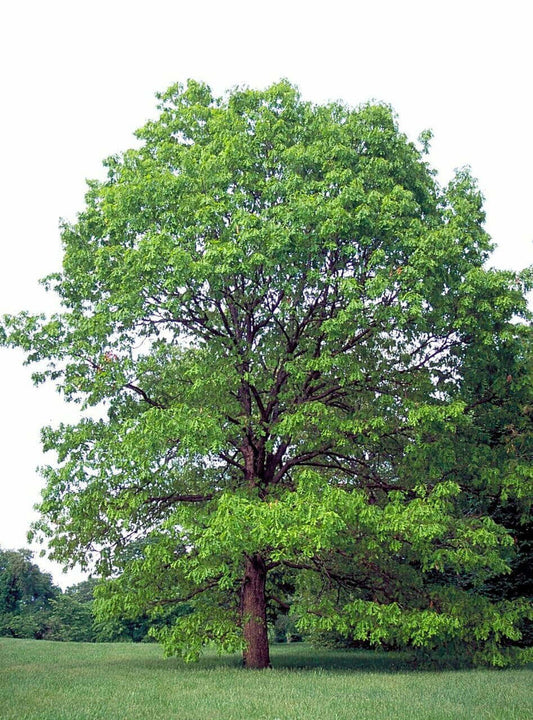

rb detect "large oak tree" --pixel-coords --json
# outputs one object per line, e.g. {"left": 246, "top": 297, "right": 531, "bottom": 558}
{"left": 3, "top": 81, "right": 532, "bottom": 667}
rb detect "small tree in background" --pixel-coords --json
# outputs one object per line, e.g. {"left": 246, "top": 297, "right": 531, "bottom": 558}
{"left": 3, "top": 81, "right": 532, "bottom": 667}
{"left": 0, "top": 548, "right": 58, "bottom": 638}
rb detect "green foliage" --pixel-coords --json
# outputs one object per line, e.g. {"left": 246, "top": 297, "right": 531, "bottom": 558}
{"left": 0, "top": 548, "right": 59, "bottom": 639}
{"left": 44, "top": 593, "right": 96, "bottom": 642}
{"left": 0, "top": 551, "right": 156, "bottom": 643}
{"left": 3, "top": 80, "right": 532, "bottom": 666}
{"left": 0, "top": 548, "right": 58, "bottom": 615}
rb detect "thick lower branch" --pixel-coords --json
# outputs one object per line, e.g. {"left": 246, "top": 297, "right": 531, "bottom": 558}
{"left": 146, "top": 493, "right": 213, "bottom": 504}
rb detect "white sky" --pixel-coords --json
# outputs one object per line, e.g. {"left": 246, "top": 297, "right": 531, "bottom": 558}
{"left": 1, "top": 0, "right": 532, "bottom": 588}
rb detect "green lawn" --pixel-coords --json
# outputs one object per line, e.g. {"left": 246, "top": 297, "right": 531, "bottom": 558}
{"left": 0, "top": 639, "right": 531, "bottom": 720}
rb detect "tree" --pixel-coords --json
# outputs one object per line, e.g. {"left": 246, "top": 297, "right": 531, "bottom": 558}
{"left": 469, "top": 334, "right": 533, "bottom": 649}
{"left": 303, "top": 323, "right": 533, "bottom": 662}
{"left": 3, "top": 80, "right": 532, "bottom": 668}
{"left": 0, "top": 548, "right": 59, "bottom": 638}
{"left": 45, "top": 592, "right": 96, "bottom": 642}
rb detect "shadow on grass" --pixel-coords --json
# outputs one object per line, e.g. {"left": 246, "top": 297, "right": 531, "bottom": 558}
{"left": 109, "top": 645, "right": 416, "bottom": 675}
{"left": 99, "top": 642, "right": 533, "bottom": 675}
{"left": 270, "top": 647, "right": 410, "bottom": 673}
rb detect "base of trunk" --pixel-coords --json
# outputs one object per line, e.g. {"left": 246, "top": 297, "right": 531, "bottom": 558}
{"left": 241, "top": 554, "right": 271, "bottom": 669}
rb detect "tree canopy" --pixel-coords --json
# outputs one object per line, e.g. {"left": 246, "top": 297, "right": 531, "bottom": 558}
{"left": 0, "top": 547, "right": 58, "bottom": 639}
{"left": 3, "top": 80, "right": 532, "bottom": 667}
{"left": 0, "top": 548, "right": 57, "bottom": 616}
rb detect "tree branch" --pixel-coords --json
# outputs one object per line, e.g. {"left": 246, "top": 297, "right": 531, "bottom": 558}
{"left": 145, "top": 493, "right": 213, "bottom": 505}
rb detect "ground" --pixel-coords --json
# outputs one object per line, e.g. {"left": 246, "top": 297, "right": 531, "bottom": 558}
{"left": 1, "top": 639, "right": 531, "bottom": 719}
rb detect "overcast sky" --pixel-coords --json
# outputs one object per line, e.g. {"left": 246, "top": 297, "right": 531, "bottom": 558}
{"left": 1, "top": 0, "right": 531, "bottom": 587}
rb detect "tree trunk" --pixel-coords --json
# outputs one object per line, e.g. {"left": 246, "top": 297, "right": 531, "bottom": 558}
{"left": 241, "top": 553, "right": 271, "bottom": 669}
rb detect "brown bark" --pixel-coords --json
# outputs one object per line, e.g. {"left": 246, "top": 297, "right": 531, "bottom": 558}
{"left": 241, "top": 553, "right": 271, "bottom": 669}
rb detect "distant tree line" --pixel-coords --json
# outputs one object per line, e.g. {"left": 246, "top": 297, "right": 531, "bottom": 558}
{"left": 0, "top": 547, "right": 190, "bottom": 642}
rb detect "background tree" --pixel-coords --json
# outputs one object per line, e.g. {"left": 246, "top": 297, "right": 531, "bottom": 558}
{"left": 300, "top": 323, "right": 533, "bottom": 663}
{"left": 3, "top": 81, "right": 532, "bottom": 668}
{"left": 471, "top": 329, "right": 533, "bottom": 650}
{"left": 44, "top": 591, "right": 96, "bottom": 642}
{"left": 0, "top": 553, "right": 162, "bottom": 643}
{"left": 0, "top": 548, "right": 58, "bottom": 638}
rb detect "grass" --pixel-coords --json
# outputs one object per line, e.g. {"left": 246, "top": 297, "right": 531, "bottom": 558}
{"left": 0, "top": 639, "right": 532, "bottom": 720}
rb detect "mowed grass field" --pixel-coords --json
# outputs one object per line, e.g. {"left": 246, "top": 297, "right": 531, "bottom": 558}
{"left": 1, "top": 639, "right": 531, "bottom": 720}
